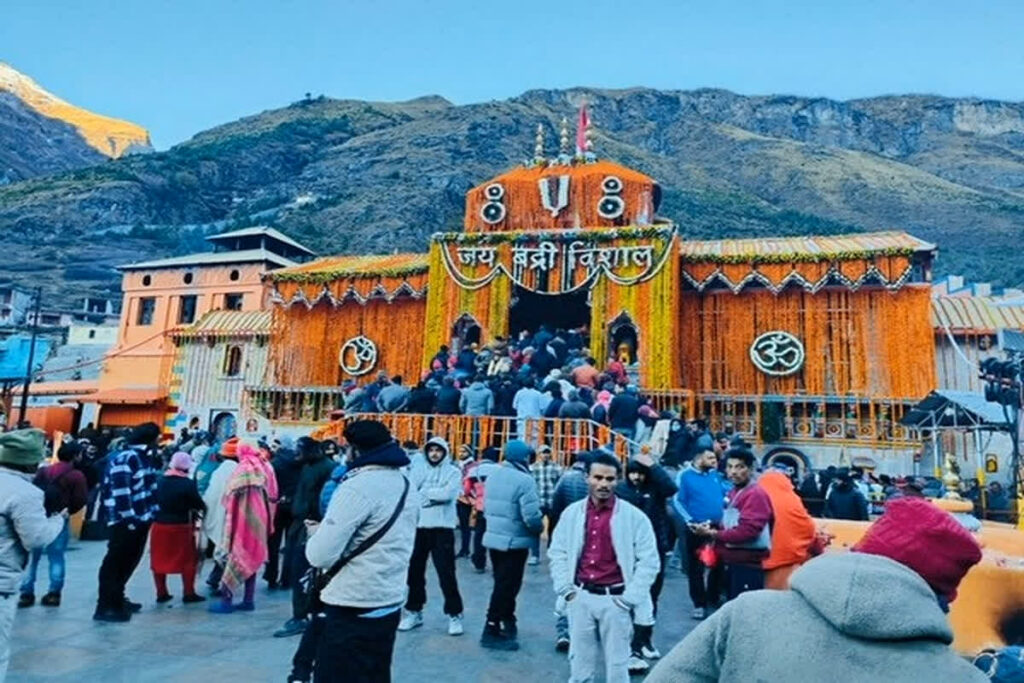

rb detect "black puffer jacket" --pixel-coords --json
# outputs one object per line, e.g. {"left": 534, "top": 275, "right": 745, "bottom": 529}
{"left": 615, "top": 460, "right": 678, "bottom": 554}
{"left": 823, "top": 482, "right": 869, "bottom": 521}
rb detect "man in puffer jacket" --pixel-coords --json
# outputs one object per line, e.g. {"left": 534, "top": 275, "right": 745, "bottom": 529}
{"left": 398, "top": 437, "right": 465, "bottom": 637}
{"left": 480, "top": 440, "right": 542, "bottom": 651}
{"left": 647, "top": 497, "right": 986, "bottom": 683}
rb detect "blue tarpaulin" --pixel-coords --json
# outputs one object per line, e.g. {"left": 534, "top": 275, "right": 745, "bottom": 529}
{"left": 0, "top": 335, "right": 52, "bottom": 383}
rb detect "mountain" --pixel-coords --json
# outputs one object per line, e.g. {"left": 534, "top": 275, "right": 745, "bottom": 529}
{"left": 1, "top": 87, "right": 1024, "bottom": 306}
{"left": 0, "top": 63, "right": 151, "bottom": 183}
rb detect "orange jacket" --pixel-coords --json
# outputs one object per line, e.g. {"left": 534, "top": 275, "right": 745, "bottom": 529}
{"left": 759, "top": 471, "right": 818, "bottom": 571}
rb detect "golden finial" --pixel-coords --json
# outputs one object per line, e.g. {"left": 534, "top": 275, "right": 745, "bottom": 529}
{"left": 559, "top": 117, "right": 570, "bottom": 156}
{"left": 534, "top": 123, "right": 545, "bottom": 162}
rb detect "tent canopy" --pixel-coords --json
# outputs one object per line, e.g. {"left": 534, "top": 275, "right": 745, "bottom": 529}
{"left": 900, "top": 390, "right": 1012, "bottom": 430}
{"left": 0, "top": 335, "right": 52, "bottom": 383}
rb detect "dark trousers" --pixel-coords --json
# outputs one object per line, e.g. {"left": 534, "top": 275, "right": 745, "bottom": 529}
{"left": 471, "top": 516, "right": 487, "bottom": 570}
{"left": 486, "top": 548, "right": 528, "bottom": 626}
{"left": 405, "top": 528, "right": 463, "bottom": 616}
{"left": 456, "top": 502, "right": 472, "bottom": 555}
{"left": 265, "top": 506, "right": 293, "bottom": 586}
{"left": 315, "top": 606, "right": 401, "bottom": 683}
{"left": 650, "top": 554, "right": 666, "bottom": 615}
{"left": 685, "top": 527, "right": 722, "bottom": 609}
{"left": 725, "top": 563, "right": 764, "bottom": 601}
{"left": 96, "top": 521, "right": 150, "bottom": 610}
{"left": 292, "top": 612, "right": 325, "bottom": 680}
{"left": 206, "top": 559, "right": 224, "bottom": 589}
{"left": 287, "top": 522, "right": 310, "bottom": 620}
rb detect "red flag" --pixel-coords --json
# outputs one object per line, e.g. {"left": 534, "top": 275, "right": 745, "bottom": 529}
{"left": 576, "top": 102, "right": 590, "bottom": 156}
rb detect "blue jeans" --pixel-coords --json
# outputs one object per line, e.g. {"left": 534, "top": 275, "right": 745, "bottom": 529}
{"left": 21, "top": 519, "right": 69, "bottom": 595}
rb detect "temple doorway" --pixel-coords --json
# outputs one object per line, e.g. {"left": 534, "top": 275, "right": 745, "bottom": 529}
{"left": 451, "top": 314, "right": 482, "bottom": 354}
{"left": 508, "top": 286, "right": 590, "bottom": 339}
{"left": 609, "top": 312, "right": 639, "bottom": 364}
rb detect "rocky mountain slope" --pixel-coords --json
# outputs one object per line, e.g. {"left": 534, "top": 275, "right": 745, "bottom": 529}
{"left": 1, "top": 87, "right": 1023, "bottom": 305}
{"left": 0, "top": 63, "right": 151, "bottom": 183}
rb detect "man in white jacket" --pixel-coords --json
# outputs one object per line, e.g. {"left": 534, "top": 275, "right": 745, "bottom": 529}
{"left": 398, "top": 436, "right": 465, "bottom": 636}
{"left": 548, "top": 451, "right": 660, "bottom": 683}
{"left": 305, "top": 420, "right": 418, "bottom": 683}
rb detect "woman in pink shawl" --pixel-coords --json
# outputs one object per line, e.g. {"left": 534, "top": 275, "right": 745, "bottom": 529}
{"left": 591, "top": 389, "right": 614, "bottom": 425}
{"left": 209, "top": 441, "right": 278, "bottom": 613}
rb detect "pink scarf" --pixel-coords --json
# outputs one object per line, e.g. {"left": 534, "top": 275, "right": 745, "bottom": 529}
{"left": 219, "top": 445, "right": 277, "bottom": 592}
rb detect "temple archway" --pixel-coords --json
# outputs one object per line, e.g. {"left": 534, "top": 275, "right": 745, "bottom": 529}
{"left": 210, "top": 411, "right": 237, "bottom": 442}
{"left": 451, "top": 313, "right": 482, "bottom": 353}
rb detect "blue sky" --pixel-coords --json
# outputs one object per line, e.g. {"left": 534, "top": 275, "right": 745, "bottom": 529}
{"left": 3, "top": 0, "right": 1022, "bottom": 149}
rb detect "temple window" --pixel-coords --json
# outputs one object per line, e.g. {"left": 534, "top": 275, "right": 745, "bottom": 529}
{"left": 136, "top": 297, "right": 155, "bottom": 326}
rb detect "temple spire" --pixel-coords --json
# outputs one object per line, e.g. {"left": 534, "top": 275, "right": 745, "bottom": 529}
{"left": 533, "top": 123, "right": 546, "bottom": 163}
{"left": 559, "top": 117, "right": 570, "bottom": 156}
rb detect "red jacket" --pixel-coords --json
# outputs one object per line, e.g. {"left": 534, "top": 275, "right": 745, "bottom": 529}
{"left": 34, "top": 461, "right": 88, "bottom": 515}
{"left": 716, "top": 482, "right": 772, "bottom": 566}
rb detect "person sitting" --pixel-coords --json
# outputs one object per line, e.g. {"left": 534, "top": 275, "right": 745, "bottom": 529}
{"left": 647, "top": 497, "right": 986, "bottom": 683}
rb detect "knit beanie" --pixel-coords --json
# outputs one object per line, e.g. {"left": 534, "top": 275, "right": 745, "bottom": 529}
{"left": 343, "top": 420, "right": 392, "bottom": 452}
{"left": 0, "top": 428, "right": 46, "bottom": 467}
{"left": 853, "top": 497, "right": 982, "bottom": 602}
{"left": 129, "top": 422, "right": 161, "bottom": 445}
{"left": 503, "top": 439, "right": 532, "bottom": 464}
{"left": 169, "top": 451, "right": 193, "bottom": 472}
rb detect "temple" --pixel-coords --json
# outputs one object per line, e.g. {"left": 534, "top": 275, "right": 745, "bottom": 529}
{"left": 252, "top": 117, "right": 938, "bottom": 474}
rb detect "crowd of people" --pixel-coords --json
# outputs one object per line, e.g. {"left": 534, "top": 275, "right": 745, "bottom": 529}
{"left": 0, "top": 353, "right": 1013, "bottom": 683}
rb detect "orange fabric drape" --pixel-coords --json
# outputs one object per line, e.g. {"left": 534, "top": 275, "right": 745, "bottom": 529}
{"left": 759, "top": 471, "right": 818, "bottom": 571}
{"left": 270, "top": 298, "right": 427, "bottom": 386}
{"left": 679, "top": 285, "right": 934, "bottom": 398}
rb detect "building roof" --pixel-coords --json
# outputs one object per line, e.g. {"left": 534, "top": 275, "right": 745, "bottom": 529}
{"left": 679, "top": 231, "right": 936, "bottom": 263}
{"left": 170, "top": 310, "right": 272, "bottom": 339}
{"left": 14, "top": 380, "right": 98, "bottom": 397}
{"left": 268, "top": 253, "right": 430, "bottom": 284}
{"left": 61, "top": 387, "right": 167, "bottom": 405}
{"left": 207, "top": 226, "right": 315, "bottom": 256}
{"left": 118, "top": 249, "right": 296, "bottom": 271}
{"left": 931, "top": 295, "right": 1024, "bottom": 333}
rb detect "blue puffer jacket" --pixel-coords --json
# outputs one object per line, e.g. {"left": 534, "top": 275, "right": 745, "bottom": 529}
{"left": 482, "top": 440, "right": 543, "bottom": 551}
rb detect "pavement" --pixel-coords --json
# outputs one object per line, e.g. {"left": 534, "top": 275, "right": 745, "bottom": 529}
{"left": 9, "top": 539, "right": 698, "bottom": 682}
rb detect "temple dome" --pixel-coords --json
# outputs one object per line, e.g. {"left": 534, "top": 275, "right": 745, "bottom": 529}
{"left": 463, "top": 160, "right": 661, "bottom": 233}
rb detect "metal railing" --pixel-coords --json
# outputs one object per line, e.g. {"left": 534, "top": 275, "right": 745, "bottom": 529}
{"left": 310, "top": 413, "right": 637, "bottom": 464}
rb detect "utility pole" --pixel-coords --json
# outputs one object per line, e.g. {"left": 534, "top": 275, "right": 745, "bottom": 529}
{"left": 16, "top": 287, "right": 42, "bottom": 427}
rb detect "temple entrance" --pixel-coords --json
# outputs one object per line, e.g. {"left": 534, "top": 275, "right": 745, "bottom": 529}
{"left": 451, "top": 314, "right": 482, "bottom": 354}
{"left": 508, "top": 286, "right": 590, "bottom": 338}
{"left": 609, "top": 312, "right": 639, "bottom": 364}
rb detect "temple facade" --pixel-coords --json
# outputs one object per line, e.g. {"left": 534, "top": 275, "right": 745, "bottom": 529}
{"left": 252, "top": 134, "right": 939, "bottom": 474}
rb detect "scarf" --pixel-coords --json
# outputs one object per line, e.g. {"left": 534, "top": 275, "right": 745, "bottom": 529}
{"left": 219, "top": 446, "right": 277, "bottom": 592}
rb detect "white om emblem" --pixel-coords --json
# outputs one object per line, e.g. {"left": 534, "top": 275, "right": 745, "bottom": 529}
{"left": 338, "top": 335, "right": 378, "bottom": 376}
{"left": 749, "top": 331, "right": 805, "bottom": 376}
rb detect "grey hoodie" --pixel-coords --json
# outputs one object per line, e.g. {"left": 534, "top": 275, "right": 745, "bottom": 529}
{"left": 407, "top": 436, "right": 461, "bottom": 529}
{"left": 647, "top": 552, "right": 986, "bottom": 683}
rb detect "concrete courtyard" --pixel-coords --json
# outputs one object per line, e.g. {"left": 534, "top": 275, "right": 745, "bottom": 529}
{"left": 9, "top": 538, "right": 698, "bottom": 682}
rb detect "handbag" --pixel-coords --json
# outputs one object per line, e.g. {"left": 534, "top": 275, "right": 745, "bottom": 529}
{"left": 722, "top": 495, "right": 772, "bottom": 552}
{"left": 301, "top": 477, "right": 410, "bottom": 613}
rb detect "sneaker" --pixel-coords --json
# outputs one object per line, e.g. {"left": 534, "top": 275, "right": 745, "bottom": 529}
{"left": 18, "top": 593, "right": 34, "bottom": 608}
{"left": 92, "top": 607, "right": 131, "bottom": 622}
{"left": 398, "top": 610, "right": 424, "bottom": 632}
{"left": 208, "top": 600, "right": 235, "bottom": 614}
{"left": 555, "top": 636, "right": 570, "bottom": 652}
{"left": 691, "top": 607, "right": 706, "bottom": 620}
{"left": 156, "top": 594, "right": 174, "bottom": 604}
{"left": 123, "top": 598, "right": 142, "bottom": 613}
{"left": 641, "top": 643, "right": 662, "bottom": 659}
{"left": 628, "top": 654, "right": 650, "bottom": 674}
{"left": 236, "top": 601, "right": 255, "bottom": 612}
{"left": 480, "top": 623, "right": 519, "bottom": 651}
{"left": 182, "top": 594, "right": 207, "bottom": 604}
{"left": 273, "top": 618, "right": 308, "bottom": 638}
{"left": 447, "top": 614, "right": 464, "bottom": 636}
{"left": 527, "top": 555, "right": 539, "bottom": 566}
{"left": 40, "top": 592, "right": 60, "bottom": 607}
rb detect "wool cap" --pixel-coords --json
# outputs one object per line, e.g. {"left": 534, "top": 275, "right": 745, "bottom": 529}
{"left": 853, "top": 497, "right": 982, "bottom": 602}
{"left": 0, "top": 428, "right": 46, "bottom": 467}
{"left": 129, "top": 422, "right": 161, "bottom": 445}
{"left": 503, "top": 439, "right": 532, "bottom": 464}
{"left": 343, "top": 419, "right": 392, "bottom": 452}
{"left": 169, "top": 451, "right": 193, "bottom": 472}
